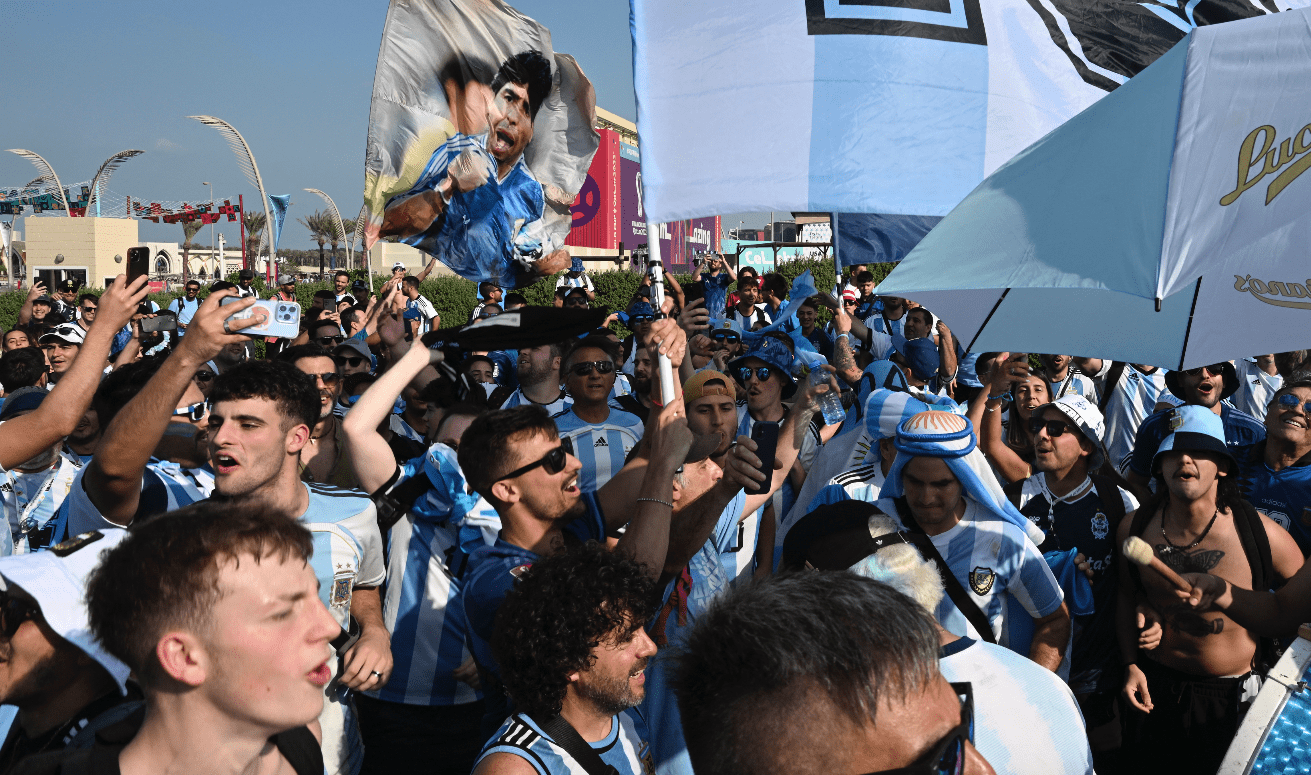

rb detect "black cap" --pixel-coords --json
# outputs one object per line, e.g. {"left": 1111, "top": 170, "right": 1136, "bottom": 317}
{"left": 58, "top": 280, "right": 77, "bottom": 292}
{"left": 238, "top": 269, "right": 254, "bottom": 280}
{"left": 352, "top": 279, "right": 368, "bottom": 290}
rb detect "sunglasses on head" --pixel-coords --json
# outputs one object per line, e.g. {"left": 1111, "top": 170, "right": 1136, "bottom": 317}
{"left": 308, "top": 372, "right": 342, "bottom": 386}
{"left": 1026, "top": 417, "right": 1073, "bottom": 438}
{"left": 497, "top": 437, "right": 574, "bottom": 482}
{"left": 1277, "top": 393, "right": 1311, "bottom": 413}
{"left": 711, "top": 331, "right": 741, "bottom": 344}
{"left": 0, "top": 590, "right": 39, "bottom": 640}
{"left": 172, "top": 400, "right": 209, "bottom": 422}
{"left": 1181, "top": 363, "right": 1226, "bottom": 378}
{"left": 569, "top": 360, "right": 615, "bottom": 377}
{"left": 861, "top": 683, "right": 974, "bottom": 775}
{"left": 738, "top": 366, "right": 773, "bottom": 383}
{"left": 193, "top": 370, "right": 215, "bottom": 383}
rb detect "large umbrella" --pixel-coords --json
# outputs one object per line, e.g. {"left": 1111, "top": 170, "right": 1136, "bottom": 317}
{"left": 876, "top": 8, "right": 1311, "bottom": 370}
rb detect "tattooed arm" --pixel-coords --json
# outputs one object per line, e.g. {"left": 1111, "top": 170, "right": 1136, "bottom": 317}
{"left": 829, "top": 302, "right": 862, "bottom": 384}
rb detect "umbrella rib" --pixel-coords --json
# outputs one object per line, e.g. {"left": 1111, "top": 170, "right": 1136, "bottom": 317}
{"left": 966, "top": 288, "right": 1011, "bottom": 354}
{"left": 1177, "top": 278, "right": 1203, "bottom": 371}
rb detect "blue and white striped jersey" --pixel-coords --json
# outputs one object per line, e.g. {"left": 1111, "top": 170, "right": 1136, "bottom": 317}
{"left": 0, "top": 449, "right": 82, "bottom": 555}
{"left": 642, "top": 492, "right": 745, "bottom": 775}
{"left": 862, "top": 312, "right": 909, "bottom": 353}
{"left": 499, "top": 388, "right": 572, "bottom": 416}
{"left": 729, "top": 306, "right": 769, "bottom": 331}
{"left": 879, "top": 497, "right": 1065, "bottom": 656}
{"left": 554, "top": 274, "right": 595, "bottom": 292}
{"left": 717, "top": 506, "right": 759, "bottom": 589}
{"left": 56, "top": 459, "right": 215, "bottom": 542}
{"left": 1233, "top": 358, "right": 1282, "bottom": 419}
{"left": 478, "top": 710, "right": 655, "bottom": 775}
{"left": 1097, "top": 364, "right": 1174, "bottom": 473}
{"left": 1047, "top": 369, "right": 1098, "bottom": 405}
{"left": 828, "top": 461, "right": 886, "bottom": 504}
{"left": 552, "top": 407, "right": 644, "bottom": 491}
{"left": 369, "top": 446, "right": 484, "bottom": 708}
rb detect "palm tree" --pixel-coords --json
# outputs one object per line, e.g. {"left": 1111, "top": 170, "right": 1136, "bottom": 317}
{"left": 243, "top": 211, "right": 266, "bottom": 266}
{"left": 180, "top": 220, "right": 203, "bottom": 282}
{"left": 323, "top": 216, "right": 345, "bottom": 271}
{"left": 297, "top": 210, "right": 330, "bottom": 277}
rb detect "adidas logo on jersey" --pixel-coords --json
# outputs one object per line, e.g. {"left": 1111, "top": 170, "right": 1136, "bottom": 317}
{"left": 594, "top": 437, "right": 609, "bottom": 447}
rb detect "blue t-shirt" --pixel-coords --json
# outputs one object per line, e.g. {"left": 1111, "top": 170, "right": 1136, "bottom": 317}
{"left": 1128, "top": 403, "right": 1266, "bottom": 477}
{"left": 1235, "top": 440, "right": 1311, "bottom": 554}
{"left": 700, "top": 272, "right": 732, "bottom": 318}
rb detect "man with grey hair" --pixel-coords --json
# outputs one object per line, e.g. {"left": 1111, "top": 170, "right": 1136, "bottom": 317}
{"left": 674, "top": 572, "right": 993, "bottom": 775}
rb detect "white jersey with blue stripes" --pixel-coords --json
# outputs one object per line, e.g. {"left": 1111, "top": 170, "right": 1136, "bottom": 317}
{"left": 478, "top": 710, "right": 654, "bottom": 775}
{"left": 1233, "top": 358, "right": 1282, "bottom": 419}
{"left": 58, "top": 459, "right": 215, "bottom": 541}
{"left": 552, "top": 407, "right": 644, "bottom": 491}
{"left": 1047, "top": 369, "right": 1098, "bottom": 405}
{"left": 880, "top": 497, "right": 1064, "bottom": 655}
{"left": 0, "top": 449, "right": 82, "bottom": 555}
{"left": 1096, "top": 363, "right": 1177, "bottom": 473}
{"left": 500, "top": 387, "right": 573, "bottom": 417}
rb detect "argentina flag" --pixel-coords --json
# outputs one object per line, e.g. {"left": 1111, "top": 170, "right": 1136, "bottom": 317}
{"left": 630, "top": 0, "right": 1307, "bottom": 223}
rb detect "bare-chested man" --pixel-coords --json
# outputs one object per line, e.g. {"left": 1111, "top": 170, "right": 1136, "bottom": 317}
{"left": 1116, "top": 405, "right": 1301, "bottom": 775}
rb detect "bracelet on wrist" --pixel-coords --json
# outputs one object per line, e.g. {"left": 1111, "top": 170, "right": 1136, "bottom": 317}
{"left": 636, "top": 497, "right": 674, "bottom": 509}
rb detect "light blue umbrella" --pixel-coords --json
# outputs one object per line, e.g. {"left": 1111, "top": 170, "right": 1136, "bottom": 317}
{"left": 877, "top": 8, "right": 1311, "bottom": 370}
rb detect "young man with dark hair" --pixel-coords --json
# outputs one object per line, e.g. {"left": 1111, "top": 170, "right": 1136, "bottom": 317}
{"left": 471, "top": 282, "right": 503, "bottom": 321}
{"left": 474, "top": 543, "right": 658, "bottom": 775}
{"left": 63, "top": 291, "right": 390, "bottom": 775}
{"left": 333, "top": 271, "right": 352, "bottom": 305}
{"left": 675, "top": 572, "right": 995, "bottom": 775}
{"left": 401, "top": 277, "right": 438, "bottom": 339}
{"left": 73, "top": 294, "right": 97, "bottom": 333}
{"left": 279, "top": 343, "right": 353, "bottom": 487}
{"left": 795, "top": 297, "right": 832, "bottom": 360}
{"left": 497, "top": 341, "right": 572, "bottom": 416}
{"left": 728, "top": 277, "right": 768, "bottom": 331}
{"left": 1118, "top": 405, "right": 1302, "bottom": 775}
{"left": 167, "top": 281, "right": 202, "bottom": 335}
{"left": 552, "top": 335, "right": 644, "bottom": 491}
{"left": 24, "top": 502, "right": 338, "bottom": 775}
{"left": 38, "top": 324, "right": 87, "bottom": 386}
{"left": 758, "top": 273, "right": 791, "bottom": 328}
{"left": 0, "top": 529, "right": 136, "bottom": 771}
{"left": 0, "top": 347, "right": 49, "bottom": 392}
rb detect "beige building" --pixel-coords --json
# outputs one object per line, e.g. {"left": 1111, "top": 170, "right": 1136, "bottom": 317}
{"left": 22, "top": 215, "right": 141, "bottom": 289}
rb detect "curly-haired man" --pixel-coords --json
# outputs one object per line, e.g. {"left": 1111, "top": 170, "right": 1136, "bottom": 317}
{"left": 473, "top": 542, "right": 658, "bottom": 775}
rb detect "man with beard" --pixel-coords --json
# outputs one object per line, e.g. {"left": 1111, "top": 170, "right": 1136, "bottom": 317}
{"left": 475, "top": 543, "right": 658, "bottom": 775}
{"left": 1117, "top": 406, "right": 1301, "bottom": 775}
{"left": 1126, "top": 363, "right": 1266, "bottom": 499}
{"left": 332, "top": 271, "right": 352, "bottom": 305}
{"left": 495, "top": 341, "right": 571, "bottom": 416}
{"left": 278, "top": 344, "right": 355, "bottom": 488}
{"left": 380, "top": 51, "right": 572, "bottom": 286}
{"left": 0, "top": 529, "right": 136, "bottom": 772}
{"left": 1038, "top": 354, "right": 1098, "bottom": 404}
{"left": 1230, "top": 380, "right": 1311, "bottom": 553}
{"left": 65, "top": 293, "right": 389, "bottom": 775}
{"left": 551, "top": 336, "right": 644, "bottom": 491}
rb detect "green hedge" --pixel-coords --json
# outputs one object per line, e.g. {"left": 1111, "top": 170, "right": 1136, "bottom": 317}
{"left": 0, "top": 260, "right": 893, "bottom": 337}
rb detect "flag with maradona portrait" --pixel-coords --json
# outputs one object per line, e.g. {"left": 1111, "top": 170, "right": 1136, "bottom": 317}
{"left": 362, "top": 0, "right": 599, "bottom": 289}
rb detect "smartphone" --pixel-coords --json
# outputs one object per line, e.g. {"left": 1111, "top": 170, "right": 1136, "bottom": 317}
{"left": 219, "top": 296, "right": 300, "bottom": 339}
{"left": 126, "top": 246, "right": 150, "bottom": 285}
{"left": 139, "top": 313, "right": 177, "bottom": 333}
{"left": 746, "top": 421, "right": 779, "bottom": 496}
{"left": 683, "top": 280, "right": 706, "bottom": 307}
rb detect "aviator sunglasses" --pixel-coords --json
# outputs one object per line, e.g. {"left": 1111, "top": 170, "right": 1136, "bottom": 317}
{"left": 569, "top": 361, "right": 616, "bottom": 377}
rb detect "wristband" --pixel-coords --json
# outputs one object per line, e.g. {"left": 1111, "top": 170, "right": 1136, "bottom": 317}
{"left": 987, "top": 392, "right": 1009, "bottom": 401}
{"left": 836, "top": 331, "right": 853, "bottom": 344}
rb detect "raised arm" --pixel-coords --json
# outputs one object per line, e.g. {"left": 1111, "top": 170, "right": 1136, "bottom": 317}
{"left": 83, "top": 290, "right": 258, "bottom": 525}
{"left": 16, "top": 281, "right": 45, "bottom": 327}
{"left": 737, "top": 368, "right": 831, "bottom": 516}
{"left": 827, "top": 299, "right": 863, "bottom": 384}
{"left": 414, "top": 254, "right": 440, "bottom": 282}
{"left": 613, "top": 399, "right": 693, "bottom": 580}
{"left": 0, "top": 276, "right": 146, "bottom": 470}
{"left": 978, "top": 356, "right": 1032, "bottom": 484}
{"left": 343, "top": 341, "right": 440, "bottom": 493}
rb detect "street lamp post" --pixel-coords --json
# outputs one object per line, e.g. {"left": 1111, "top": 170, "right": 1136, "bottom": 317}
{"left": 202, "top": 182, "right": 213, "bottom": 277}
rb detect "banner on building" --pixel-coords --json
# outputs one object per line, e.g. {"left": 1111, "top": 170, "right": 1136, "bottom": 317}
{"left": 362, "top": 0, "right": 599, "bottom": 288}
{"left": 631, "top": 0, "right": 1309, "bottom": 223}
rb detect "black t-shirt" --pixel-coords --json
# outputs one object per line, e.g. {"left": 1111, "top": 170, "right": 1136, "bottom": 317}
{"left": 0, "top": 692, "right": 129, "bottom": 775}
{"left": 11, "top": 706, "right": 321, "bottom": 775}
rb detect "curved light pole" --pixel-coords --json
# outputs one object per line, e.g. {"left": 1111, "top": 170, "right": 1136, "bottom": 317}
{"left": 303, "top": 188, "right": 347, "bottom": 274}
{"left": 6, "top": 149, "right": 69, "bottom": 216}
{"left": 86, "top": 150, "right": 144, "bottom": 217}
{"left": 187, "top": 116, "right": 273, "bottom": 274}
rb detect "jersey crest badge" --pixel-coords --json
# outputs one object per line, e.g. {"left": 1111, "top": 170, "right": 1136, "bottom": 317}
{"left": 1091, "top": 512, "right": 1110, "bottom": 540}
{"left": 969, "top": 566, "right": 995, "bottom": 596}
{"left": 331, "top": 575, "right": 353, "bottom": 609}
{"left": 1169, "top": 410, "right": 1185, "bottom": 431}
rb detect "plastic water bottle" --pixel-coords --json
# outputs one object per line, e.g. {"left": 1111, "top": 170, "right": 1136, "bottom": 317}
{"left": 809, "top": 368, "right": 845, "bottom": 426}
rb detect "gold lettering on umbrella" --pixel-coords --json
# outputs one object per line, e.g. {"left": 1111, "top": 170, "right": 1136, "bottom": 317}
{"left": 1221, "top": 124, "right": 1311, "bottom": 206}
{"left": 1234, "top": 274, "right": 1311, "bottom": 309}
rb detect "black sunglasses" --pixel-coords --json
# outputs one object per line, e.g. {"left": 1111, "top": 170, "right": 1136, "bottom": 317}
{"left": 631, "top": 314, "right": 655, "bottom": 324}
{"left": 738, "top": 366, "right": 773, "bottom": 383}
{"left": 337, "top": 356, "right": 367, "bottom": 368}
{"left": 711, "top": 331, "right": 741, "bottom": 344}
{"left": 497, "top": 437, "right": 574, "bottom": 482}
{"left": 0, "top": 591, "right": 39, "bottom": 640}
{"left": 569, "top": 360, "right": 615, "bottom": 377}
{"left": 307, "top": 372, "right": 342, "bottom": 386}
{"left": 315, "top": 336, "right": 345, "bottom": 347}
{"left": 172, "top": 400, "right": 210, "bottom": 422}
{"left": 1027, "top": 417, "right": 1075, "bottom": 438}
{"left": 861, "top": 683, "right": 974, "bottom": 775}
{"left": 193, "top": 371, "right": 215, "bottom": 383}
{"left": 1181, "top": 363, "right": 1226, "bottom": 378}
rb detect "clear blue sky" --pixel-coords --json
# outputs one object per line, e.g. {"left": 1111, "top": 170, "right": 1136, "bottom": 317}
{"left": 1, "top": 0, "right": 764, "bottom": 252}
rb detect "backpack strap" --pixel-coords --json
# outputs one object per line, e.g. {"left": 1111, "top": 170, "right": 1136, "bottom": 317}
{"left": 272, "top": 726, "right": 325, "bottom": 775}
{"left": 526, "top": 714, "right": 619, "bottom": 775}
{"left": 488, "top": 384, "right": 515, "bottom": 409}
{"left": 893, "top": 498, "right": 997, "bottom": 644}
{"left": 1231, "top": 498, "right": 1281, "bottom": 673}
{"left": 1098, "top": 361, "right": 1127, "bottom": 413}
{"left": 371, "top": 466, "right": 436, "bottom": 534}
{"left": 1088, "top": 474, "right": 1127, "bottom": 530}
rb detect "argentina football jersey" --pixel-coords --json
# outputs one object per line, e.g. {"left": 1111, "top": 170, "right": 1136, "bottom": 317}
{"left": 478, "top": 709, "right": 654, "bottom": 775}
{"left": 52, "top": 458, "right": 215, "bottom": 546}
{"left": 552, "top": 408, "right": 644, "bottom": 491}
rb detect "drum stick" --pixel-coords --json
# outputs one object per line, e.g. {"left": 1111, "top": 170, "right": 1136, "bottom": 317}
{"left": 1122, "top": 536, "right": 1192, "bottom": 593}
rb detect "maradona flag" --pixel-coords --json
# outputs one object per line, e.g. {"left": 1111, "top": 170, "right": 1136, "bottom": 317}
{"left": 631, "top": 0, "right": 1308, "bottom": 223}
